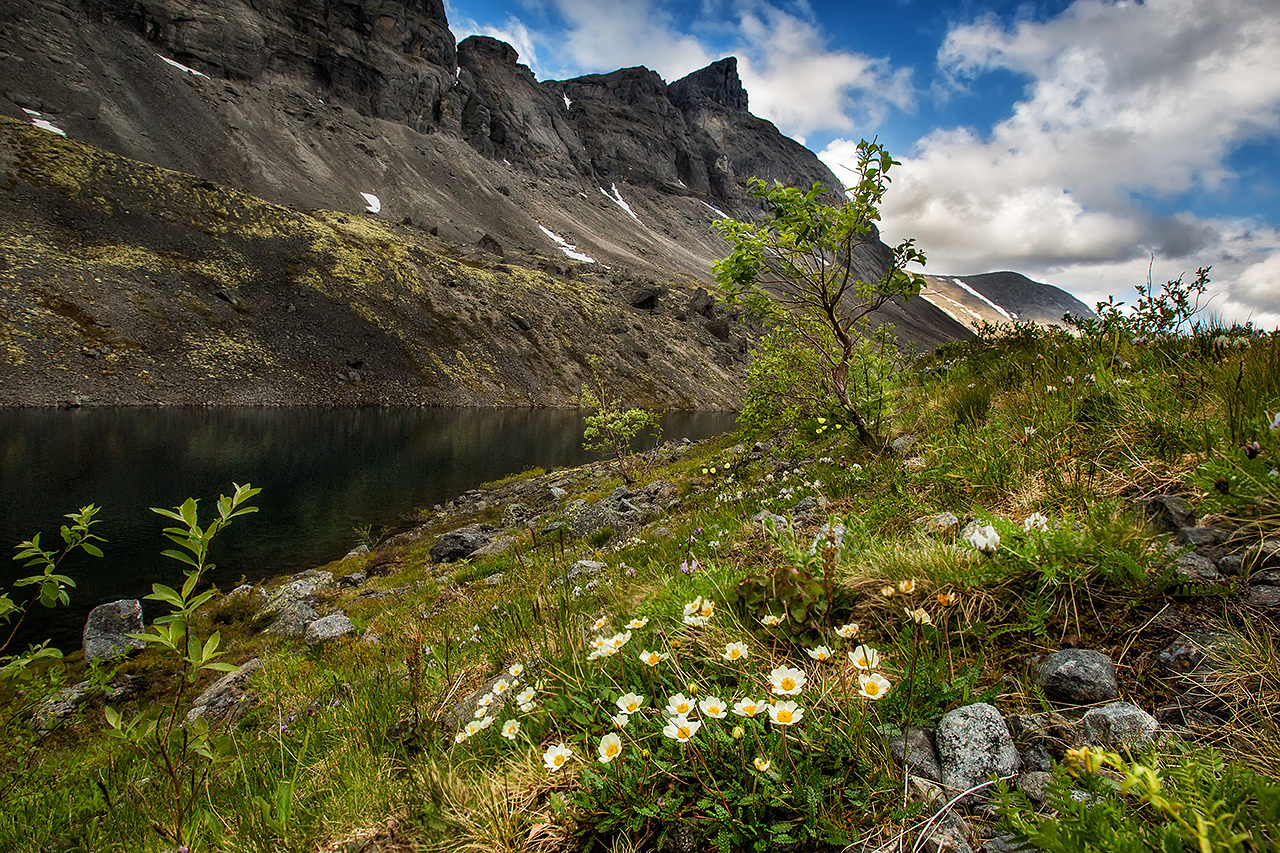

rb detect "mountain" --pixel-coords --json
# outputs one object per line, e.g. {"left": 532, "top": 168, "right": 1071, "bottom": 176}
{"left": 920, "top": 272, "right": 1096, "bottom": 333}
{"left": 0, "top": 0, "right": 980, "bottom": 407}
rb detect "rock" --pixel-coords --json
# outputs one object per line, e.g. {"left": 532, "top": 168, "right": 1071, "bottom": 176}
{"left": 1247, "top": 585, "right": 1280, "bottom": 611}
{"left": 185, "top": 658, "right": 261, "bottom": 726}
{"left": 668, "top": 57, "right": 749, "bottom": 112}
{"left": 32, "top": 676, "right": 134, "bottom": 730}
{"left": 1081, "top": 701, "right": 1158, "bottom": 750}
{"left": 908, "top": 775, "right": 976, "bottom": 853}
{"left": 920, "top": 512, "right": 960, "bottom": 537}
{"left": 1174, "top": 552, "right": 1221, "bottom": 583}
{"left": 1136, "top": 495, "right": 1196, "bottom": 532}
{"left": 485, "top": 572, "right": 504, "bottom": 586}
{"left": 472, "top": 535, "right": 516, "bottom": 557}
{"left": 304, "top": 613, "right": 355, "bottom": 646}
{"left": 257, "top": 571, "right": 332, "bottom": 636}
{"left": 982, "top": 836, "right": 1032, "bottom": 853}
{"left": 1249, "top": 568, "right": 1280, "bottom": 586}
{"left": 936, "top": 703, "right": 1020, "bottom": 800}
{"left": 552, "top": 559, "right": 607, "bottom": 588}
{"left": 337, "top": 572, "right": 366, "bottom": 588}
{"left": 890, "top": 727, "right": 942, "bottom": 783}
{"left": 430, "top": 526, "right": 494, "bottom": 562}
{"left": 753, "top": 509, "right": 788, "bottom": 531}
{"left": 793, "top": 496, "right": 818, "bottom": 515}
{"left": 1020, "top": 743, "right": 1056, "bottom": 773}
{"left": 477, "top": 233, "right": 504, "bottom": 256}
{"left": 83, "top": 599, "right": 146, "bottom": 663}
{"left": 1244, "top": 539, "right": 1280, "bottom": 569}
{"left": 809, "top": 522, "right": 846, "bottom": 557}
{"left": 890, "top": 434, "right": 918, "bottom": 456}
{"left": 1216, "top": 554, "right": 1244, "bottom": 576}
{"left": 548, "top": 486, "right": 568, "bottom": 501}
{"left": 1016, "top": 770, "right": 1055, "bottom": 803}
{"left": 1176, "top": 527, "right": 1223, "bottom": 547}
{"left": 343, "top": 544, "right": 370, "bottom": 560}
{"left": 1035, "top": 649, "right": 1118, "bottom": 706}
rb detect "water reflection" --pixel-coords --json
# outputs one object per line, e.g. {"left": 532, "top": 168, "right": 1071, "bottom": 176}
{"left": 0, "top": 407, "right": 736, "bottom": 649}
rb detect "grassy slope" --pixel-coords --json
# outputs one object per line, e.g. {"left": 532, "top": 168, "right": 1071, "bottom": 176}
{"left": 2, "top": 322, "right": 1280, "bottom": 852}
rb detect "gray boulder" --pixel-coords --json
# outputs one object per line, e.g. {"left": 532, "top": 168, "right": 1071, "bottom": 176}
{"left": 552, "top": 559, "right": 606, "bottom": 588}
{"left": 890, "top": 727, "right": 942, "bottom": 783}
{"left": 430, "top": 526, "right": 493, "bottom": 562}
{"left": 1247, "top": 585, "right": 1280, "bottom": 611}
{"left": 890, "top": 434, "right": 918, "bottom": 456}
{"left": 809, "top": 522, "right": 847, "bottom": 558}
{"left": 83, "top": 599, "right": 146, "bottom": 663}
{"left": 185, "top": 658, "right": 261, "bottom": 727}
{"left": 1081, "top": 701, "right": 1158, "bottom": 750}
{"left": 1173, "top": 552, "right": 1221, "bottom": 584}
{"left": 920, "top": 512, "right": 961, "bottom": 538}
{"left": 343, "top": 543, "right": 371, "bottom": 560}
{"left": 304, "top": 613, "right": 355, "bottom": 646}
{"left": 1035, "top": 648, "right": 1118, "bottom": 706}
{"left": 936, "top": 703, "right": 1020, "bottom": 799}
{"left": 1136, "top": 495, "right": 1196, "bottom": 532}
{"left": 32, "top": 676, "right": 134, "bottom": 730}
{"left": 257, "top": 571, "right": 332, "bottom": 636}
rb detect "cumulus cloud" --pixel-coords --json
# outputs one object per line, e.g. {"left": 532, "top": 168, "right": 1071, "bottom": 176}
{"left": 823, "top": 0, "right": 1280, "bottom": 324}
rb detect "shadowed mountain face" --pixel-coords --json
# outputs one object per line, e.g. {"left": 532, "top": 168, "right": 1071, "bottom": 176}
{"left": 0, "top": 0, "right": 981, "bottom": 407}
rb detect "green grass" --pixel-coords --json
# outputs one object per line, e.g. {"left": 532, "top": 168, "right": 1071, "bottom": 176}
{"left": 2, "top": 322, "right": 1279, "bottom": 852}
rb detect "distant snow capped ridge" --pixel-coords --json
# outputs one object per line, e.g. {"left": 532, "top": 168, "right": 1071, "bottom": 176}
{"left": 920, "top": 272, "right": 1096, "bottom": 332}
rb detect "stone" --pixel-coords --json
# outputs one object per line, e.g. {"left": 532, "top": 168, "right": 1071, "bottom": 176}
{"left": 471, "top": 535, "right": 516, "bottom": 557}
{"left": 890, "top": 727, "right": 942, "bottom": 783}
{"left": 485, "top": 572, "right": 504, "bottom": 586}
{"left": 257, "top": 571, "right": 332, "bottom": 636}
{"left": 551, "top": 559, "right": 607, "bottom": 588}
{"left": 753, "top": 509, "right": 788, "bottom": 531}
{"left": 1173, "top": 552, "right": 1221, "bottom": 583}
{"left": 304, "top": 613, "right": 355, "bottom": 646}
{"left": 1016, "top": 771, "right": 1055, "bottom": 803}
{"left": 921, "top": 512, "right": 961, "bottom": 537}
{"left": 32, "top": 676, "right": 135, "bottom": 730}
{"left": 548, "top": 486, "right": 568, "bottom": 501}
{"left": 185, "top": 658, "right": 261, "bottom": 726}
{"left": 82, "top": 599, "right": 146, "bottom": 663}
{"left": 1035, "top": 648, "right": 1118, "bottom": 706}
{"left": 1020, "top": 743, "right": 1056, "bottom": 773}
{"left": 809, "top": 522, "right": 847, "bottom": 557}
{"left": 337, "top": 572, "right": 366, "bottom": 587}
{"left": 890, "top": 434, "right": 918, "bottom": 456}
{"left": 1249, "top": 568, "right": 1280, "bottom": 586}
{"left": 343, "top": 543, "right": 370, "bottom": 560}
{"left": 1136, "top": 495, "right": 1196, "bottom": 532}
{"left": 430, "top": 526, "right": 493, "bottom": 562}
{"left": 936, "top": 703, "right": 1020, "bottom": 800}
{"left": 1176, "top": 527, "right": 1223, "bottom": 547}
{"left": 792, "top": 496, "right": 818, "bottom": 515}
{"left": 1247, "top": 585, "right": 1280, "bottom": 611}
{"left": 1216, "top": 554, "right": 1244, "bottom": 576}
{"left": 1244, "top": 539, "right": 1280, "bottom": 569}
{"left": 1081, "top": 701, "right": 1158, "bottom": 750}
{"left": 908, "top": 775, "right": 976, "bottom": 853}
{"left": 982, "top": 836, "right": 1032, "bottom": 853}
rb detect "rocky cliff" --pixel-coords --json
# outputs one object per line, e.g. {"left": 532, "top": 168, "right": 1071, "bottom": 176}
{"left": 0, "top": 0, "right": 974, "bottom": 406}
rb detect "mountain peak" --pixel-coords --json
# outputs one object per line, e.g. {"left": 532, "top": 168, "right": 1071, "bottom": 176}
{"left": 669, "top": 57, "right": 749, "bottom": 112}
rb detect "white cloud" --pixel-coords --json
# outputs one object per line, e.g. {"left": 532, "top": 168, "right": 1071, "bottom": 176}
{"left": 449, "top": 12, "right": 546, "bottom": 73}
{"left": 823, "top": 0, "right": 1280, "bottom": 325}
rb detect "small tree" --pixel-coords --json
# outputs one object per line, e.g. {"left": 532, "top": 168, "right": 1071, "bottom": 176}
{"left": 714, "top": 139, "right": 925, "bottom": 444}
{"left": 579, "top": 356, "right": 661, "bottom": 484}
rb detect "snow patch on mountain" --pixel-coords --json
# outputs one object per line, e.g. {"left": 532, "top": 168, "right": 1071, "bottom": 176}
{"left": 952, "top": 277, "right": 1017, "bottom": 321}
{"left": 360, "top": 192, "right": 381, "bottom": 214}
{"left": 22, "top": 108, "right": 66, "bottom": 136}
{"left": 538, "top": 225, "right": 595, "bottom": 263}
{"left": 602, "top": 184, "right": 641, "bottom": 224}
{"left": 158, "top": 54, "right": 208, "bottom": 78}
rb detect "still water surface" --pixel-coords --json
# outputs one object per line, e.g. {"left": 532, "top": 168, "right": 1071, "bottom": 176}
{"left": 0, "top": 407, "right": 736, "bottom": 650}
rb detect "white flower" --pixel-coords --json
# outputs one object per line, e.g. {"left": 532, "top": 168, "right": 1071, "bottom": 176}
{"left": 767, "top": 700, "right": 803, "bottom": 726}
{"left": 1024, "top": 426, "right": 1037, "bottom": 437}
{"left": 518, "top": 701, "right": 536, "bottom": 714}
{"left": 904, "top": 607, "right": 932, "bottom": 625}
{"left": 1023, "top": 512, "right": 1049, "bottom": 532}
{"left": 966, "top": 524, "right": 1000, "bottom": 554}
{"left": 662, "top": 716, "right": 701, "bottom": 742}
{"left": 1272, "top": 411, "right": 1280, "bottom": 432}
{"left": 1045, "top": 385, "right": 1057, "bottom": 393}
{"left": 697, "top": 696, "right": 728, "bottom": 719}
{"left": 732, "top": 697, "right": 763, "bottom": 718}
{"left": 611, "top": 712, "right": 630, "bottom": 728}
{"left": 543, "top": 743, "right": 573, "bottom": 772}
{"left": 665, "top": 693, "right": 695, "bottom": 717}
{"left": 501, "top": 719, "right": 520, "bottom": 740}
{"left": 858, "top": 672, "right": 892, "bottom": 700}
{"left": 515, "top": 686, "right": 536, "bottom": 706}
{"left": 806, "top": 645, "right": 835, "bottom": 662}
{"left": 616, "top": 692, "right": 645, "bottom": 715}
{"left": 639, "top": 650, "right": 669, "bottom": 667}
{"left": 767, "top": 665, "right": 806, "bottom": 695}
{"left": 474, "top": 695, "right": 494, "bottom": 717}
{"left": 491, "top": 678, "right": 511, "bottom": 695}
{"left": 627, "top": 617, "right": 649, "bottom": 629}
{"left": 593, "top": 617, "right": 607, "bottom": 630}
{"left": 722, "top": 642, "right": 749, "bottom": 661}
{"left": 508, "top": 663, "right": 525, "bottom": 677}
{"left": 753, "top": 756, "right": 771, "bottom": 772}
{"left": 683, "top": 613, "right": 710, "bottom": 627}
{"left": 597, "top": 733, "right": 623, "bottom": 764}
{"left": 473, "top": 715, "right": 495, "bottom": 731}
{"left": 835, "top": 622, "right": 860, "bottom": 639}
{"left": 610, "top": 630, "right": 633, "bottom": 650}
{"left": 760, "top": 614, "right": 783, "bottom": 627}
{"left": 849, "top": 645, "right": 880, "bottom": 670}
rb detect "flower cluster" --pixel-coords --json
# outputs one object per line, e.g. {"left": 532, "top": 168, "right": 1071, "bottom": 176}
{"left": 587, "top": 629, "right": 633, "bottom": 661}
{"left": 682, "top": 595, "right": 715, "bottom": 626}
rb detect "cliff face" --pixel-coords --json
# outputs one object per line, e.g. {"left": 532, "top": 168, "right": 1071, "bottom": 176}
{"left": 0, "top": 0, "right": 975, "bottom": 407}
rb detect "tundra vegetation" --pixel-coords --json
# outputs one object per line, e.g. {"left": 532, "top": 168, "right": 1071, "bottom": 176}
{"left": 1, "top": 166, "right": 1278, "bottom": 852}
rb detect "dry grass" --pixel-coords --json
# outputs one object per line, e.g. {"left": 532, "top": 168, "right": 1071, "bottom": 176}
{"left": 1203, "top": 620, "right": 1280, "bottom": 777}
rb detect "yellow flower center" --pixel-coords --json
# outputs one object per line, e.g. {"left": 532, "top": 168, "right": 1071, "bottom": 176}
{"left": 729, "top": 649, "right": 740, "bottom": 658}
{"left": 866, "top": 682, "right": 880, "bottom": 697}
{"left": 678, "top": 725, "right": 691, "bottom": 739}
{"left": 777, "top": 709, "right": 793, "bottom": 724}
{"left": 606, "top": 744, "right": 619, "bottom": 757}
{"left": 626, "top": 702, "right": 637, "bottom": 712}
{"left": 781, "top": 678, "right": 795, "bottom": 691}
{"left": 554, "top": 755, "right": 565, "bottom": 766}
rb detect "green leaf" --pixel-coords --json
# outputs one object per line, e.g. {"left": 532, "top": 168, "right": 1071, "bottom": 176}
{"left": 82, "top": 543, "right": 104, "bottom": 558}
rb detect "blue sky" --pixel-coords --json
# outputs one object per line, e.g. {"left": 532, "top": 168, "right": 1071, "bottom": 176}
{"left": 447, "top": 0, "right": 1280, "bottom": 325}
